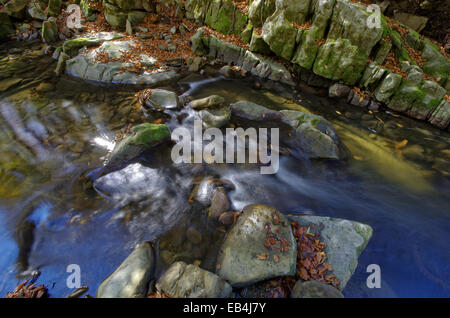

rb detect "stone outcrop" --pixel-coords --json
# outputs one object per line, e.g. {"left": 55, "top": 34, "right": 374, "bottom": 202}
{"left": 185, "top": 0, "right": 450, "bottom": 130}
{"left": 65, "top": 38, "right": 180, "bottom": 85}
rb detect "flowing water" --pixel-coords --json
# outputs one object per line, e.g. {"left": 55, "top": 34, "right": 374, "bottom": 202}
{"left": 0, "top": 40, "right": 449, "bottom": 298}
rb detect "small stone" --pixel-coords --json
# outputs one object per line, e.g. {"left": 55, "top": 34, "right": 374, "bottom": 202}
{"left": 208, "top": 187, "right": 231, "bottom": 219}
{"left": 218, "top": 212, "right": 235, "bottom": 225}
{"left": 170, "top": 26, "right": 177, "bottom": 34}
{"left": 126, "top": 19, "right": 133, "bottom": 35}
{"left": 186, "top": 227, "right": 202, "bottom": 245}
{"left": 189, "top": 95, "right": 225, "bottom": 110}
{"left": 36, "top": 82, "right": 54, "bottom": 93}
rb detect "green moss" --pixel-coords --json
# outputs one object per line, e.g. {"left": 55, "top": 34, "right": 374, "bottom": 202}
{"left": 130, "top": 123, "right": 170, "bottom": 146}
{"left": 205, "top": 0, "right": 247, "bottom": 35}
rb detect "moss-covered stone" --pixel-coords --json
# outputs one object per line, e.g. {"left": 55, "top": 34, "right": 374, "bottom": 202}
{"left": 3, "top": 0, "right": 29, "bottom": 18}
{"left": 248, "top": 0, "right": 276, "bottom": 27}
{"left": 204, "top": 0, "right": 247, "bottom": 35}
{"left": 241, "top": 22, "right": 253, "bottom": 44}
{"left": 27, "top": 0, "right": 48, "bottom": 21}
{"left": 374, "top": 72, "right": 403, "bottom": 103}
{"left": 313, "top": 38, "right": 368, "bottom": 85}
{"left": 41, "top": 17, "right": 59, "bottom": 43}
{"left": 291, "top": 29, "right": 318, "bottom": 70}
{"left": 373, "top": 37, "right": 392, "bottom": 65}
{"left": 421, "top": 40, "right": 450, "bottom": 91}
{"left": 249, "top": 30, "right": 272, "bottom": 55}
{"left": 262, "top": 10, "right": 297, "bottom": 60}
{"left": 103, "top": 1, "right": 128, "bottom": 28}
{"left": 360, "top": 62, "right": 387, "bottom": 90}
{"left": 48, "top": 0, "right": 62, "bottom": 17}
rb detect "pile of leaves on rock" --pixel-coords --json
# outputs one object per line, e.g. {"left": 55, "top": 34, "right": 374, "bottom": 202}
{"left": 5, "top": 280, "right": 49, "bottom": 298}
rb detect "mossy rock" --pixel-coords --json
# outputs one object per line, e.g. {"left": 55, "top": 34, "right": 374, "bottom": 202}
{"left": 47, "top": 0, "right": 62, "bottom": 17}
{"left": 262, "top": 11, "right": 297, "bottom": 60}
{"left": 313, "top": 38, "right": 369, "bottom": 85}
{"left": 204, "top": 0, "right": 247, "bottom": 35}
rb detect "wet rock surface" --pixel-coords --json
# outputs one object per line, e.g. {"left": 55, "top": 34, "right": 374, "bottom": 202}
{"left": 156, "top": 261, "right": 232, "bottom": 298}
{"left": 289, "top": 215, "right": 373, "bottom": 290}
{"left": 216, "top": 204, "right": 297, "bottom": 287}
{"left": 96, "top": 242, "right": 155, "bottom": 298}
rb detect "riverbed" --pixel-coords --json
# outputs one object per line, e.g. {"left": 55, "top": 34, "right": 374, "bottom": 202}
{"left": 0, "top": 40, "right": 449, "bottom": 298}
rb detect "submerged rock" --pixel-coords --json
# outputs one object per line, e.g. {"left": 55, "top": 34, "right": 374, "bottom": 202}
{"left": 208, "top": 187, "right": 231, "bottom": 219}
{"left": 96, "top": 242, "right": 155, "bottom": 298}
{"left": 230, "top": 100, "right": 285, "bottom": 123}
{"left": 281, "top": 110, "right": 341, "bottom": 160}
{"left": 103, "top": 123, "right": 170, "bottom": 175}
{"left": 216, "top": 204, "right": 297, "bottom": 287}
{"left": 291, "top": 280, "right": 344, "bottom": 298}
{"left": 289, "top": 215, "right": 373, "bottom": 290}
{"left": 156, "top": 261, "right": 232, "bottom": 298}
{"left": 142, "top": 89, "right": 179, "bottom": 111}
{"left": 188, "top": 95, "right": 225, "bottom": 110}
{"left": 199, "top": 107, "right": 231, "bottom": 128}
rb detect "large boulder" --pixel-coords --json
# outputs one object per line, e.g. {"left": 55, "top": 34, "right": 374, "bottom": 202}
{"left": 230, "top": 100, "right": 285, "bottom": 123}
{"left": 156, "top": 261, "right": 232, "bottom": 298}
{"left": 102, "top": 123, "right": 170, "bottom": 175}
{"left": 261, "top": 9, "right": 297, "bottom": 60}
{"left": 65, "top": 39, "right": 180, "bottom": 85}
{"left": 280, "top": 110, "right": 341, "bottom": 160}
{"left": 96, "top": 242, "right": 155, "bottom": 298}
{"left": 3, "top": 0, "right": 29, "bottom": 18}
{"left": 291, "top": 280, "right": 344, "bottom": 298}
{"left": 204, "top": 0, "right": 247, "bottom": 34}
{"left": 312, "top": 0, "right": 383, "bottom": 85}
{"left": 102, "top": 0, "right": 152, "bottom": 28}
{"left": 373, "top": 72, "right": 403, "bottom": 103}
{"left": 27, "top": 0, "right": 48, "bottom": 21}
{"left": 289, "top": 215, "right": 373, "bottom": 290}
{"left": 216, "top": 204, "right": 297, "bottom": 287}
{"left": 62, "top": 32, "right": 125, "bottom": 57}
{"left": 248, "top": 0, "right": 276, "bottom": 28}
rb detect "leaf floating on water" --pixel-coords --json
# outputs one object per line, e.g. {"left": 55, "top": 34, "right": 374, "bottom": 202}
{"left": 353, "top": 155, "right": 364, "bottom": 161}
{"left": 395, "top": 139, "right": 408, "bottom": 150}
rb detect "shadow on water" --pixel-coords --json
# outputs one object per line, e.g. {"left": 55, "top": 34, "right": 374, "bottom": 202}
{"left": 0, "top": 41, "right": 449, "bottom": 297}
